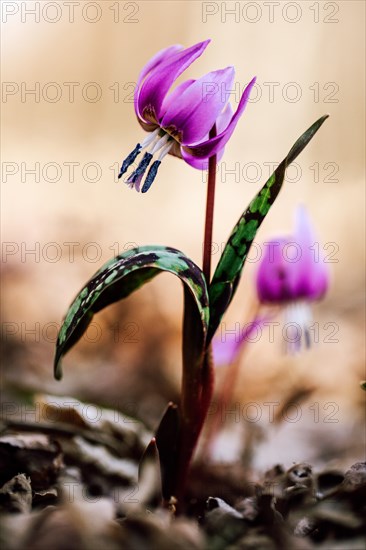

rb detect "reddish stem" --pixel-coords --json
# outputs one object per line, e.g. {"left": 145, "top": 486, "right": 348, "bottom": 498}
{"left": 200, "top": 122, "right": 217, "bottom": 459}
{"left": 175, "top": 342, "right": 215, "bottom": 511}
{"left": 202, "top": 125, "right": 217, "bottom": 284}
{"left": 174, "top": 127, "right": 217, "bottom": 510}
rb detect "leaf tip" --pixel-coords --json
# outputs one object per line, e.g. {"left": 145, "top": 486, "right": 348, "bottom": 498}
{"left": 319, "top": 113, "right": 330, "bottom": 124}
{"left": 54, "top": 354, "right": 63, "bottom": 380}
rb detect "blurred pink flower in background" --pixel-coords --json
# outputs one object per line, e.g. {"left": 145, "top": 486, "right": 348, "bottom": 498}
{"left": 213, "top": 205, "right": 330, "bottom": 364}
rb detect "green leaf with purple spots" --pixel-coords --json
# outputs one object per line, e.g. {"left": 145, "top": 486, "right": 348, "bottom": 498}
{"left": 208, "top": 115, "right": 329, "bottom": 342}
{"left": 54, "top": 245, "right": 209, "bottom": 380}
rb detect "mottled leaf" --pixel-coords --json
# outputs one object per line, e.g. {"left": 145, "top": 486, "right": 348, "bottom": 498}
{"left": 208, "top": 115, "right": 329, "bottom": 341}
{"left": 54, "top": 246, "right": 209, "bottom": 379}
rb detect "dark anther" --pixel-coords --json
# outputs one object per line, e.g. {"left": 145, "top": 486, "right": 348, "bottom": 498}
{"left": 142, "top": 160, "right": 161, "bottom": 193}
{"left": 118, "top": 144, "right": 142, "bottom": 179}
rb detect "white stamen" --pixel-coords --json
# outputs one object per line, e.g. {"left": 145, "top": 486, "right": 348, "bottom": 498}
{"left": 125, "top": 130, "right": 173, "bottom": 189}
{"left": 140, "top": 128, "right": 160, "bottom": 149}
{"left": 157, "top": 141, "right": 173, "bottom": 161}
{"left": 284, "top": 301, "right": 313, "bottom": 354}
{"left": 150, "top": 133, "right": 169, "bottom": 155}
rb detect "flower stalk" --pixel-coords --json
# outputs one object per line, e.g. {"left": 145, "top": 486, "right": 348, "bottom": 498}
{"left": 203, "top": 125, "right": 218, "bottom": 284}
{"left": 174, "top": 134, "right": 218, "bottom": 508}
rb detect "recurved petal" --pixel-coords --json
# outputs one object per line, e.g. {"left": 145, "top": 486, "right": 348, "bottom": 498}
{"left": 216, "top": 102, "right": 234, "bottom": 133}
{"left": 161, "top": 67, "right": 235, "bottom": 144}
{"left": 256, "top": 237, "right": 295, "bottom": 302}
{"left": 136, "top": 40, "right": 210, "bottom": 126}
{"left": 181, "top": 103, "right": 233, "bottom": 169}
{"left": 256, "top": 208, "right": 330, "bottom": 304}
{"left": 160, "top": 79, "right": 195, "bottom": 117}
{"left": 213, "top": 314, "right": 270, "bottom": 366}
{"left": 293, "top": 205, "right": 329, "bottom": 300}
{"left": 136, "top": 44, "right": 183, "bottom": 89}
{"left": 134, "top": 44, "right": 183, "bottom": 124}
{"left": 182, "top": 145, "right": 225, "bottom": 170}
{"left": 182, "top": 76, "right": 256, "bottom": 159}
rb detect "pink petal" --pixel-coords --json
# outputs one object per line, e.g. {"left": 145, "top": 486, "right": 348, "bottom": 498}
{"left": 212, "top": 333, "right": 240, "bottom": 366}
{"left": 136, "top": 40, "right": 210, "bottom": 126}
{"left": 216, "top": 102, "right": 234, "bottom": 133}
{"left": 182, "top": 145, "right": 225, "bottom": 170}
{"left": 182, "top": 77, "right": 256, "bottom": 159}
{"left": 293, "top": 205, "right": 329, "bottom": 300}
{"left": 181, "top": 103, "right": 233, "bottom": 169}
{"left": 161, "top": 67, "right": 235, "bottom": 144}
{"left": 256, "top": 207, "right": 329, "bottom": 303}
{"left": 213, "top": 314, "right": 271, "bottom": 366}
{"left": 256, "top": 237, "right": 294, "bottom": 302}
{"left": 134, "top": 44, "right": 183, "bottom": 126}
{"left": 160, "top": 79, "right": 195, "bottom": 117}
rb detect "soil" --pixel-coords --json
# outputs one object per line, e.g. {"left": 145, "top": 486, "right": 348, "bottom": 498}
{"left": 1, "top": 396, "right": 365, "bottom": 550}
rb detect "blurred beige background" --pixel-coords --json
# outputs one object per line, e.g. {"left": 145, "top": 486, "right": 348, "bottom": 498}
{"left": 2, "top": 1, "right": 365, "bottom": 468}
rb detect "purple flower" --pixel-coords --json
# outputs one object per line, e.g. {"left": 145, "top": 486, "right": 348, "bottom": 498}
{"left": 256, "top": 206, "right": 329, "bottom": 304}
{"left": 119, "top": 39, "right": 256, "bottom": 192}
{"left": 256, "top": 205, "right": 330, "bottom": 352}
{"left": 213, "top": 206, "right": 330, "bottom": 365}
{"left": 212, "top": 315, "right": 268, "bottom": 366}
